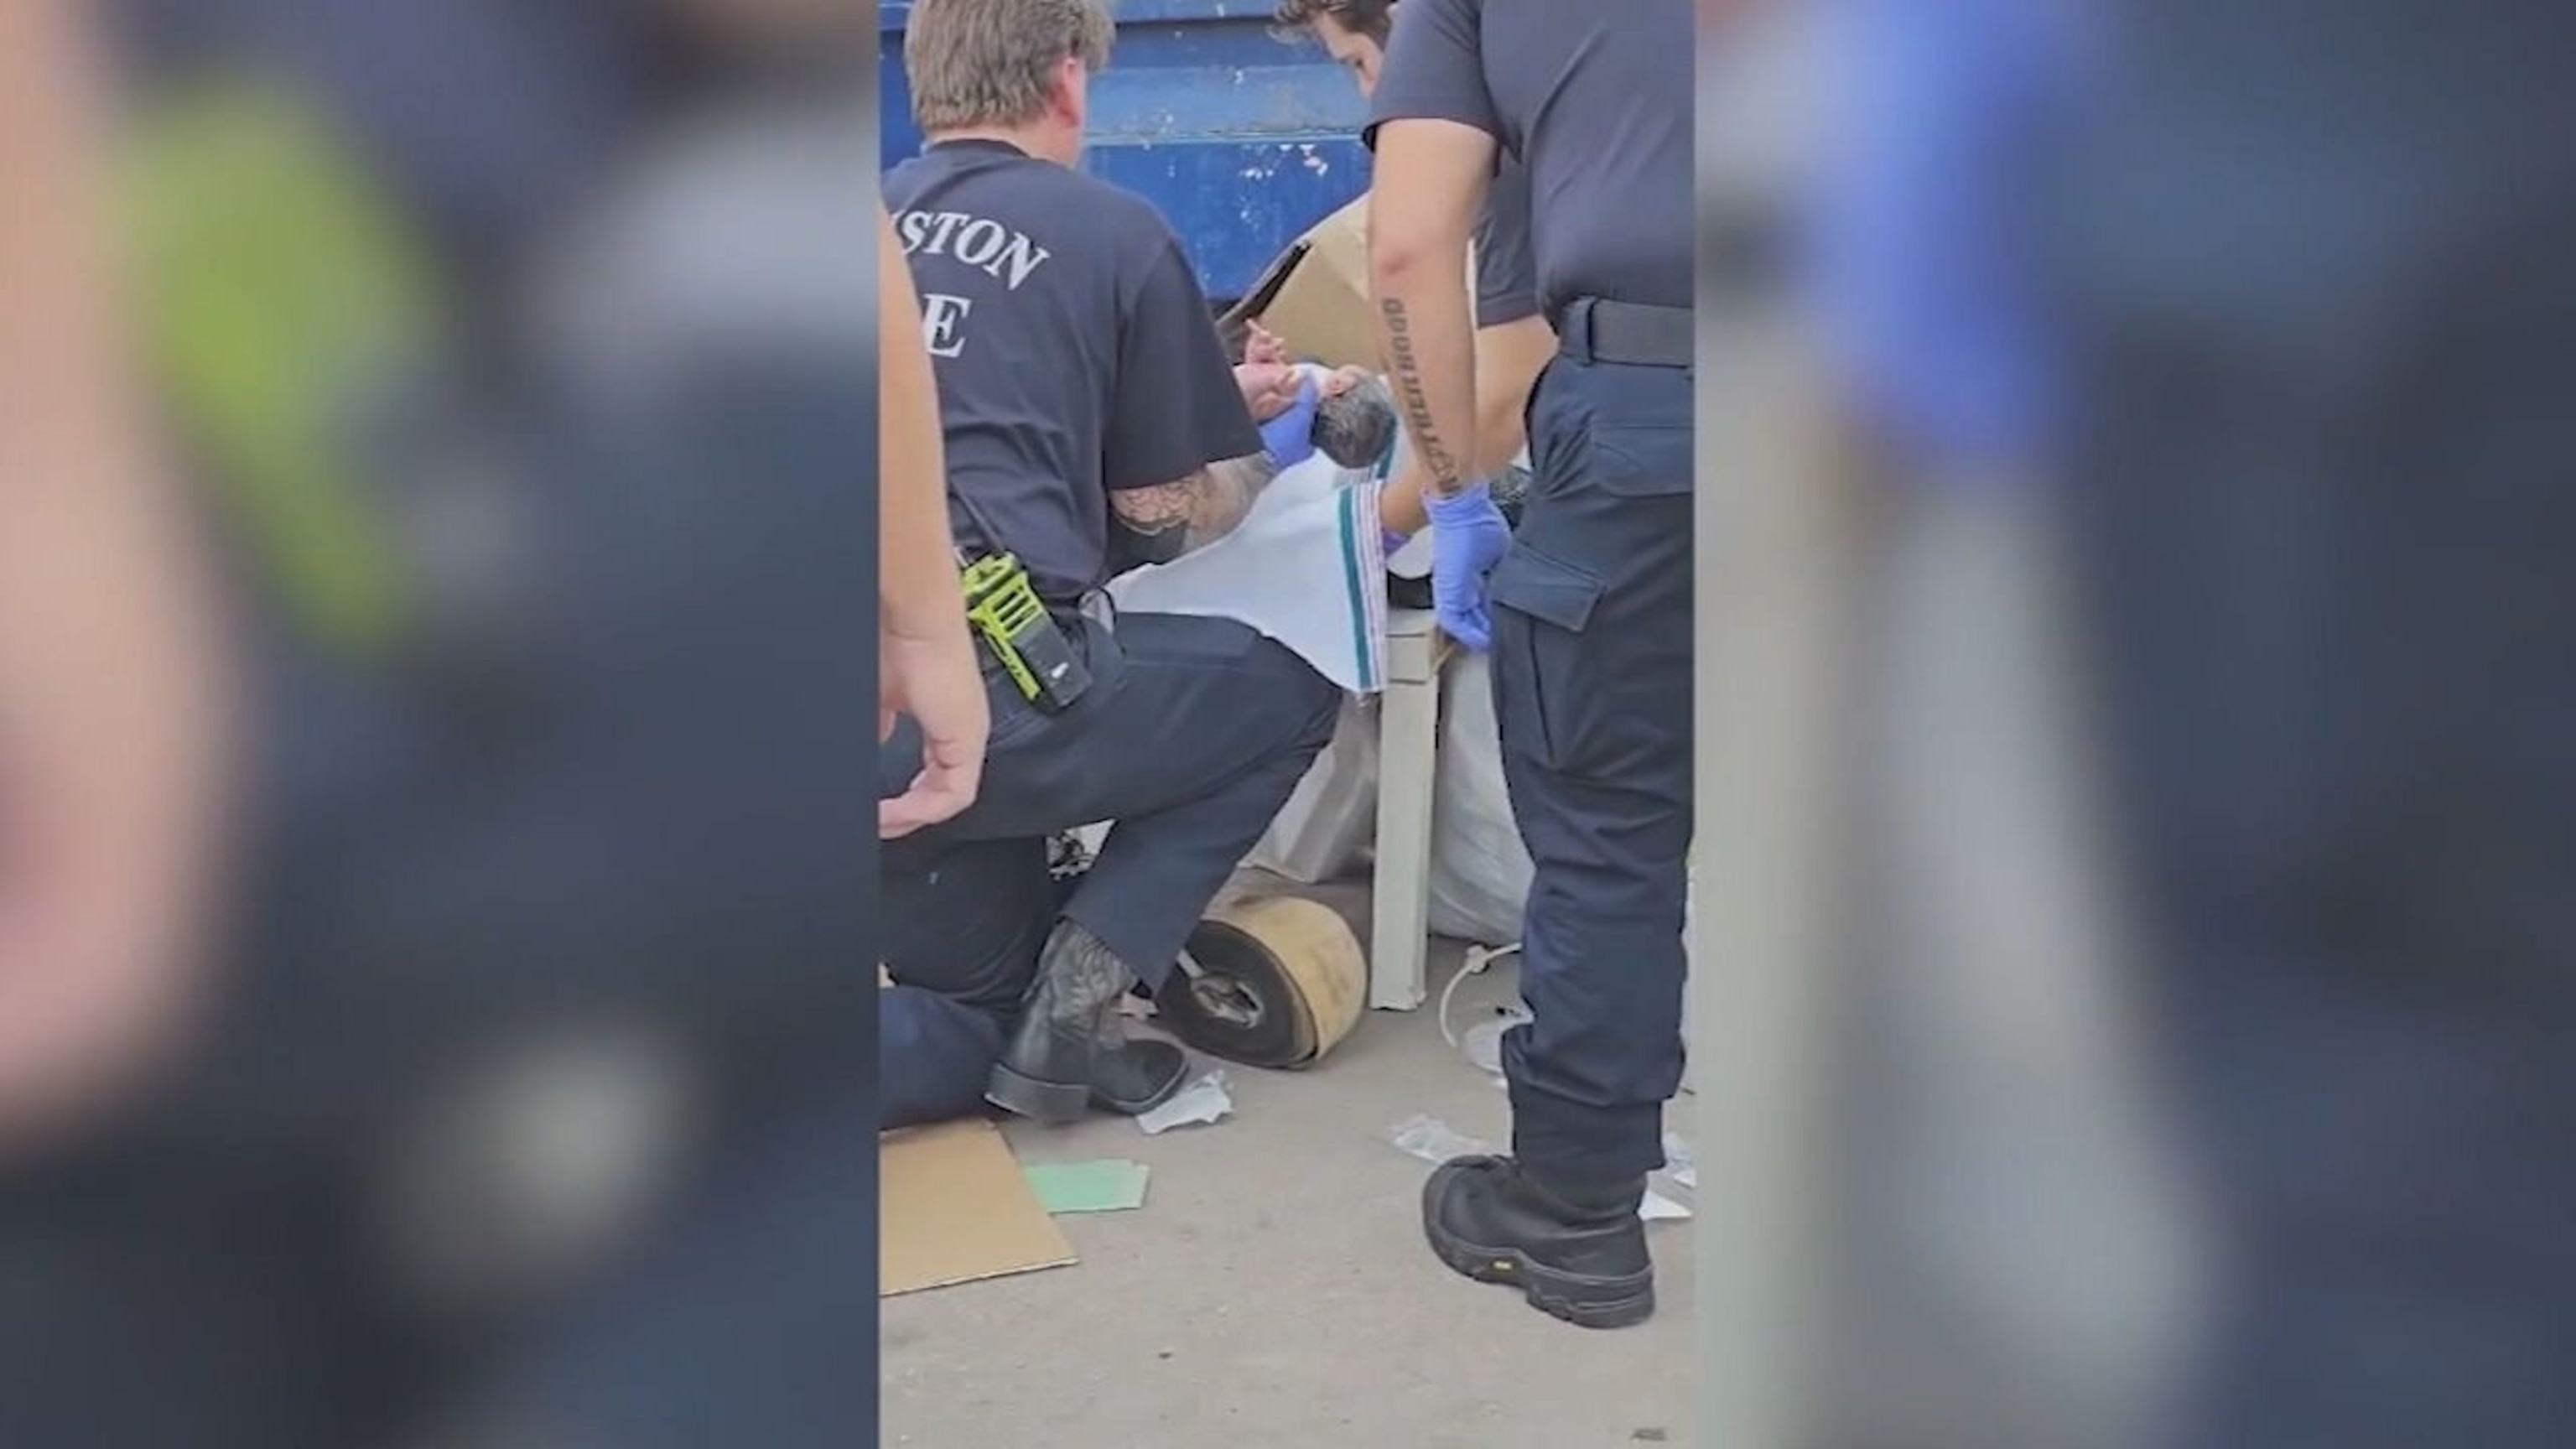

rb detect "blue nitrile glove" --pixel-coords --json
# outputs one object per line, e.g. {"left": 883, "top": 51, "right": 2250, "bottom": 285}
{"left": 1383, "top": 527, "right": 1410, "bottom": 557}
{"left": 1259, "top": 376, "right": 1321, "bottom": 467}
{"left": 1423, "top": 482, "right": 1511, "bottom": 652}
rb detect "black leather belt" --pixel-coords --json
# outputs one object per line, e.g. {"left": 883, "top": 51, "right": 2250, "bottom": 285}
{"left": 1557, "top": 297, "right": 1694, "bottom": 369}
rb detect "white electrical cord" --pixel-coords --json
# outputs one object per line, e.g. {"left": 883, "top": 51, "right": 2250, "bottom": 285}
{"left": 1437, "top": 941, "right": 1524, "bottom": 1053}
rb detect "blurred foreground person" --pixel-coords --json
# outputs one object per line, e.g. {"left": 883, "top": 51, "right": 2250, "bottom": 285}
{"left": 1792, "top": 4, "right": 2200, "bottom": 1447}
{"left": 2059, "top": 7, "right": 2576, "bottom": 1446}
{"left": 3, "top": 5, "right": 877, "bottom": 1446}
{"left": 0, "top": 0, "right": 239, "bottom": 1167}
{"left": 876, "top": 195, "right": 1009, "bottom": 1129}
{"left": 877, "top": 197, "right": 987, "bottom": 843}
{"left": 1368, "top": 0, "right": 1696, "bottom": 1328}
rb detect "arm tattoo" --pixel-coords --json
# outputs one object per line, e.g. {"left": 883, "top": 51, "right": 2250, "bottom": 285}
{"left": 1378, "top": 297, "right": 1464, "bottom": 497}
{"left": 1111, "top": 454, "right": 1277, "bottom": 558}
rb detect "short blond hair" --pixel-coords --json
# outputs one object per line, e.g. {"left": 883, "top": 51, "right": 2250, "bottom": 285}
{"left": 905, "top": 0, "right": 1116, "bottom": 132}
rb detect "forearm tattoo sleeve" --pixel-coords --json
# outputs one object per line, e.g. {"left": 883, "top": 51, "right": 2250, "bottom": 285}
{"left": 1110, "top": 454, "right": 1276, "bottom": 557}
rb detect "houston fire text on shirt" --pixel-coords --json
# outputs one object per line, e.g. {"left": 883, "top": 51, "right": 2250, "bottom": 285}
{"left": 893, "top": 208, "right": 1053, "bottom": 358}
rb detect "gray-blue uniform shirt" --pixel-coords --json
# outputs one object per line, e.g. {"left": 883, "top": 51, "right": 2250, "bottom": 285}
{"left": 1369, "top": 0, "right": 1696, "bottom": 322}
{"left": 1475, "top": 156, "right": 1540, "bottom": 328}
{"left": 884, "top": 140, "right": 1261, "bottom": 602}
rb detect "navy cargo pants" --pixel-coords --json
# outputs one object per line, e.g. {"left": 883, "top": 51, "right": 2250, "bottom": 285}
{"left": 1488, "top": 301, "right": 1696, "bottom": 1186}
{"left": 878, "top": 609, "right": 1341, "bottom": 1120}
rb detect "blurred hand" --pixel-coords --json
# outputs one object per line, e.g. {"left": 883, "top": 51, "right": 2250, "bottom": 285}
{"left": 0, "top": 886, "right": 209, "bottom": 1158}
{"left": 879, "top": 618, "right": 987, "bottom": 839}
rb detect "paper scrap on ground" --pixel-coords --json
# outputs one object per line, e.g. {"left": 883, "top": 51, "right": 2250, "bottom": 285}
{"left": 1386, "top": 1116, "right": 1692, "bottom": 1224}
{"left": 1661, "top": 1131, "right": 1699, "bottom": 1190}
{"left": 1388, "top": 1114, "right": 1489, "bottom": 1164}
{"left": 1023, "top": 1160, "right": 1151, "bottom": 1214}
{"left": 1137, "top": 1071, "right": 1233, "bottom": 1135}
{"left": 1460, "top": 1004, "right": 1533, "bottom": 1077}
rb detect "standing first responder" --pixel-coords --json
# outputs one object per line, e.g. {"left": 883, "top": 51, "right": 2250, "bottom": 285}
{"left": 879, "top": 0, "right": 1343, "bottom": 1127}
{"left": 1271, "top": 0, "right": 1553, "bottom": 554}
{"left": 1367, "top": 0, "right": 1697, "bottom": 1328}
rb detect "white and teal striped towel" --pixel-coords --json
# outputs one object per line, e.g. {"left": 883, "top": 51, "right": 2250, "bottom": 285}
{"left": 1105, "top": 454, "right": 1390, "bottom": 694}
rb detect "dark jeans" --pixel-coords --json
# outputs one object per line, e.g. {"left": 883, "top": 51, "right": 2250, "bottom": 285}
{"left": 880, "top": 609, "right": 1340, "bottom": 994}
{"left": 877, "top": 836, "right": 1062, "bottom": 1130}
{"left": 1488, "top": 351, "right": 1696, "bottom": 1185}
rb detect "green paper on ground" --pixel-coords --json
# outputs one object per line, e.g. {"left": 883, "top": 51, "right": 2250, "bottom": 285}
{"left": 1023, "top": 1160, "right": 1151, "bottom": 1214}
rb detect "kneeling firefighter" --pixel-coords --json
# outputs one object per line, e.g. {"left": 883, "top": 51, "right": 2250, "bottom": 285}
{"left": 877, "top": 0, "right": 1342, "bottom": 1126}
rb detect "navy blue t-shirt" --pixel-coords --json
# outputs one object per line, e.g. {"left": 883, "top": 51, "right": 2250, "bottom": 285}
{"left": 1474, "top": 156, "right": 1540, "bottom": 328}
{"left": 884, "top": 140, "right": 1259, "bottom": 601}
{"left": 1370, "top": 0, "right": 1695, "bottom": 325}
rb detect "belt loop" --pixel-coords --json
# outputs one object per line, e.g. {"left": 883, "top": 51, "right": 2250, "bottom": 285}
{"left": 1560, "top": 297, "right": 1597, "bottom": 364}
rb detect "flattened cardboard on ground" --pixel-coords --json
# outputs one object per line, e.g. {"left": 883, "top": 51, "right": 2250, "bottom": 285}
{"left": 1224, "top": 194, "right": 1483, "bottom": 372}
{"left": 880, "top": 1119, "right": 1076, "bottom": 1297}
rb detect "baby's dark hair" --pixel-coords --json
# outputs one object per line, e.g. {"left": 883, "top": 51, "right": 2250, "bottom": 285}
{"left": 1311, "top": 376, "right": 1396, "bottom": 469}
{"left": 1213, "top": 305, "right": 1393, "bottom": 469}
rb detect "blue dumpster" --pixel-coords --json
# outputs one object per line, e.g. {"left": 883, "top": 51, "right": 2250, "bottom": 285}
{"left": 880, "top": 0, "right": 1372, "bottom": 306}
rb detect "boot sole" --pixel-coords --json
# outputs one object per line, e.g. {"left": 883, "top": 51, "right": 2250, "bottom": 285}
{"left": 984, "top": 1061, "right": 1189, "bottom": 1124}
{"left": 1090, "top": 1062, "right": 1189, "bottom": 1118}
{"left": 1421, "top": 1168, "right": 1657, "bottom": 1330}
{"left": 984, "top": 1066, "right": 1089, "bottom": 1124}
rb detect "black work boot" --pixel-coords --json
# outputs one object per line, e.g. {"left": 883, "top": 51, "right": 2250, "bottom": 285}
{"left": 1420, "top": 1155, "right": 1654, "bottom": 1328}
{"left": 986, "top": 922, "right": 1188, "bottom": 1124}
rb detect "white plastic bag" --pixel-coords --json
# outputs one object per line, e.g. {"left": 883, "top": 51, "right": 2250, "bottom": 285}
{"left": 1246, "top": 695, "right": 1380, "bottom": 884}
{"left": 1426, "top": 653, "right": 1534, "bottom": 943}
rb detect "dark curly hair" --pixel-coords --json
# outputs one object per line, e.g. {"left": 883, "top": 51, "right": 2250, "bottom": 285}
{"left": 1271, "top": 0, "right": 1394, "bottom": 45}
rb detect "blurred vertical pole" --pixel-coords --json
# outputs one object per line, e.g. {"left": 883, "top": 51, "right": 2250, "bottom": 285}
{"left": 1692, "top": 8, "right": 1849, "bottom": 1447}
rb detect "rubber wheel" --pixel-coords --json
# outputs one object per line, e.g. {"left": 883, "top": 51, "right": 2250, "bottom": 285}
{"left": 1159, "top": 896, "right": 1368, "bottom": 1070}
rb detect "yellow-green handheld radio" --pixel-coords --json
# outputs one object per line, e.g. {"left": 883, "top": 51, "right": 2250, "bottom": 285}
{"left": 961, "top": 553, "right": 1093, "bottom": 712}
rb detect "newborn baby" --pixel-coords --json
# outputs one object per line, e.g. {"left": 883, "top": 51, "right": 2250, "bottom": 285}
{"left": 1225, "top": 321, "right": 1398, "bottom": 470}
{"left": 1240, "top": 362, "right": 1396, "bottom": 470}
{"left": 1300, "top": 366, "right": 1400, "bottom": 470}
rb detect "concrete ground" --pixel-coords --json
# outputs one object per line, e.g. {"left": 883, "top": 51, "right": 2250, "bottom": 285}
{"left": 880, "top": 937, "right": 1698, "bottom": 1448}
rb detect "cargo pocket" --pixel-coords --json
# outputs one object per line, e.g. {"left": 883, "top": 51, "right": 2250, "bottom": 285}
{"left": 1486, "top": 546, "right": 1607, "bottom": 773}
{"left": 1591, "top": 423, "right": 1694, "bottom": 500}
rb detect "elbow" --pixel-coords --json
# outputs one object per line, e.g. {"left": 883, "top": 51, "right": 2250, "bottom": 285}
{"left": 1369, "top": 223, "right": 1463, "bottom": 299}
{"left": 1369, "top": 251, "right": 1442, "bottom": 301}
{"left": 1369, "top": 236, "right": 1429, "bottom": 288}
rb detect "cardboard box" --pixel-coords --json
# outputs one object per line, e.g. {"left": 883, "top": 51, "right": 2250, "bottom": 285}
{"left": 1226, "top": 194, "right": 1488, "bottom": 372}
{"left": 1227, "top": 195, "right": 1377, "bottom": 371}
{"left": 880, "top": 1119, "right": 1076, "bottom": 1297}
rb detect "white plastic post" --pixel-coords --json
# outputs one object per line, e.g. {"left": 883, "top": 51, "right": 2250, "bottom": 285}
{"left": 1368, "top": 608, "right": 1443, "bottom": 1010}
